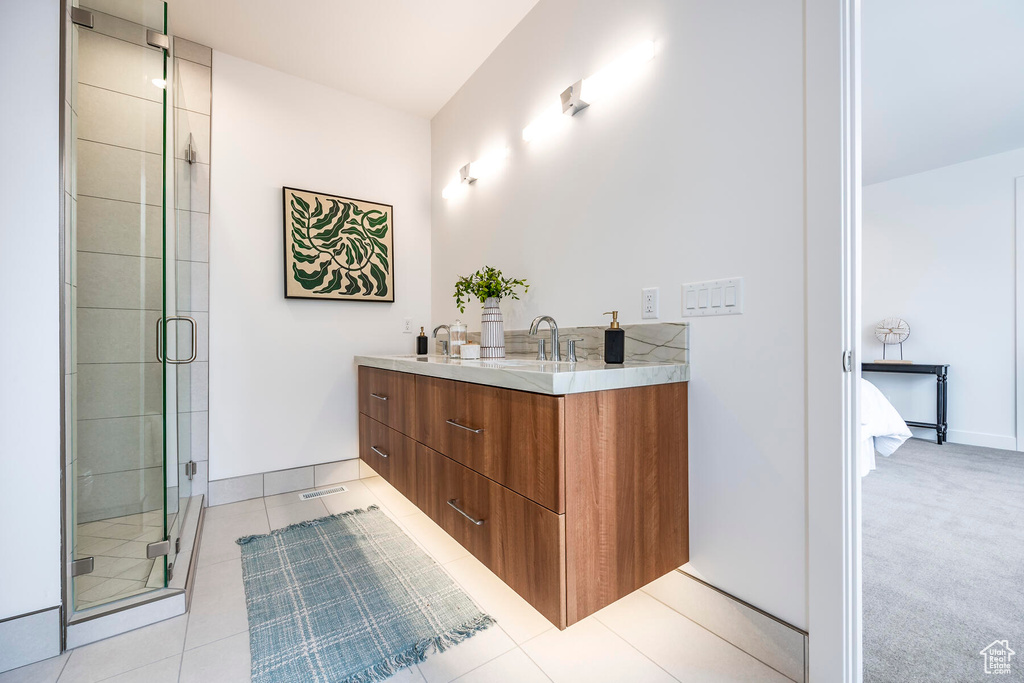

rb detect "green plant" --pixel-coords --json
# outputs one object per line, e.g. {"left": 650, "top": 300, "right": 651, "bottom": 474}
{"left": 453, "top": 266, "right": 529, "bottom": 313}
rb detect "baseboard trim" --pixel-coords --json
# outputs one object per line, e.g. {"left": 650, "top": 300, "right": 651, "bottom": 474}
{"left": 208, "top": 458, "right": 362, "bottom": 506}
{"left": 910, "top": 429, "right": 1017, "bottom": 451}
{"left": 642, "top": 569, "right": 807, "bottom": 683}
{"left": 0, "top": 606, "right": 61, "bottom": 673}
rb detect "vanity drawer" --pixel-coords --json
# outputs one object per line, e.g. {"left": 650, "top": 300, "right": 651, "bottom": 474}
{"left": 420, "top": 447, "right": 566, "bottom": 627}
{"left": 358, "top": 414, "right": 418, "bottom": 507}
{"left": 416, "top": 375, "right": 564, "bottom": 513}
{"left": 413, "top": 374, "right": 457, "bottom": 450}
{"left": 444, "top": 380, "right": 512, "bottom": 485}
{"left": 506, "top": 389, "right": 564, "bottom": 513}
{"left": 359, "top": 367, "right": 416, "bottom": 436}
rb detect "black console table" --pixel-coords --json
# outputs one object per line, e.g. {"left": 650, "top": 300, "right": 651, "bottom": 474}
{"left": 861, "top": 363, "right": 949, "bottom": 444}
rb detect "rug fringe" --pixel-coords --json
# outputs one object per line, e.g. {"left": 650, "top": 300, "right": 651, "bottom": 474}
{"left": 236, "top": 504, "right": 380, "bottom": 545}
{"left": 342, "top": 613, "right": 497, "bottom": 683}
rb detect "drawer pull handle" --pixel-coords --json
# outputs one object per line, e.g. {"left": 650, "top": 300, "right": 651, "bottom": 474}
{"left": 370, "top": 446, "right": 389, "bottom": 458}
{"left": 370, "top": 393, "right": 389, "bottom": 401}
{"left": 447, "top": 499, "right": 485, "bottom": 526}
{"left": 446, "top": 419, "right": 484, "bottom": 434}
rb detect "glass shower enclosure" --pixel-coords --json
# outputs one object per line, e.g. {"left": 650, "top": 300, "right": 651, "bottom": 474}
{"left": 63, "top": 0, "right": 201, "bottom": 620}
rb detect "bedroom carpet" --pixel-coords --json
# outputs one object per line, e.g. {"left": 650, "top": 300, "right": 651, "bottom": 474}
{"left": 862, "top": 438, "right": 1024, "bottom": 681}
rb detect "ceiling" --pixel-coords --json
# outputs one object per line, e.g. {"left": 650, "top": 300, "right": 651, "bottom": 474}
{"left": 167, "top": 0, "right": 540, "bottom": 119}
{"left": 167, "top": 1, "right": 1023, "bottom": 178}
{"left": 863, "top": 0, "right": 1024, "bottom": 184}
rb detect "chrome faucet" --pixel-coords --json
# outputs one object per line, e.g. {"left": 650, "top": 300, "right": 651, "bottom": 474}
{"left": 565, "top": 338, "right": 584, "bottom": 363}
{"left": 529, "top": 315, "right": 560, "bottom": 361}
{"left": 432, "top": 324, "right": 451, "bottom": 356}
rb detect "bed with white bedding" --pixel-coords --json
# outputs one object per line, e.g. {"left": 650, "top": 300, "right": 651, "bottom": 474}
{"left": 860, "top": 378, "right": 912, "bottom": 476}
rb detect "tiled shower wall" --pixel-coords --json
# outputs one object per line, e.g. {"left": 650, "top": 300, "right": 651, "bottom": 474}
{"left": 172, "top": 37, "right": 212, "bottom": 503}
{"left": 71, "top": 26, "right": 213, "bottom": 523}
{"left": 74, "top": 22, "right": 165, "bottom": 523}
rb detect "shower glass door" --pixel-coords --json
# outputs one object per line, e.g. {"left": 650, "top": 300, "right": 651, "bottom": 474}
{"left": 68, "top": 0, "right": 171, "bottom": 613}
{"left": 166, "top": 73, "right": 196, "bottom": 574}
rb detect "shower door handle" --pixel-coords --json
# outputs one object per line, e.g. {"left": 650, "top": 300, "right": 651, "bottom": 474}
{"left": 156, "top": 316, "right": 198, "bottom": 364}
{"left": 177, "top": 316, "right": 198, "bottom": 364}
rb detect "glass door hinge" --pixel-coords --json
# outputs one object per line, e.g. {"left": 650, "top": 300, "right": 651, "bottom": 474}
{"left": 71, "top": 557, "right": 94, "bottom": 577}
{"left": 186, "top": 461, "right": 197, "bottom": 480}
{"left": 70, "top": 7, "right": 94, "bottom": 28}
{"left": 146, "top": 30, "right": 169, "bottom": 51}
{"left": 147, "top": 539, "right": 171, "bottom": 559}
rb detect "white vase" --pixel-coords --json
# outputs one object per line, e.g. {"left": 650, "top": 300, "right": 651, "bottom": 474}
{"left": 480, "top": 297, "right": 505, "bottom": 359}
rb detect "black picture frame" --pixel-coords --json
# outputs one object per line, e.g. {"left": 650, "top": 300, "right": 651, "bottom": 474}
{"left": 283, "top": 186, "right": 395, "bottom": 302}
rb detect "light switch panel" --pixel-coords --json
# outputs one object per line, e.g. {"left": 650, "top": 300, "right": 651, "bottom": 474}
{"left": 681, "top": 277, "right": 744, "bottom": 317}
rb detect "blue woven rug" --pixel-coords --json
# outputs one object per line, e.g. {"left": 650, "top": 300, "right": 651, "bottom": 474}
{"left": 236, "top": 505, "right": 494, "bottom": 683}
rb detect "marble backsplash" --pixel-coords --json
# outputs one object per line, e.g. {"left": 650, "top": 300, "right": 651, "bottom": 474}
{"left": 451, "top": 322, "right": 689, "bottom": 364}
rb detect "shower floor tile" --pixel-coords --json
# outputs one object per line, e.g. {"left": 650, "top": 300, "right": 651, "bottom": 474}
{"left": 74, "top": 510, "right": 164, "bottom": 611}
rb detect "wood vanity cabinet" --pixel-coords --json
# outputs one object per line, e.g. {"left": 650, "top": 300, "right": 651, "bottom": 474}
{"left": 357, "top": 366, "right": 688, "bottom": 629}
{"left": 358, "top": 413, "right": 420, "bottom": 508}
{"left": 358, "top": 366, "right": 417, "bottom": 436}
{"left": 414, "top": 375, "right": 564, "bottom": 513}
{"left": 416, "top": 446, "right": 566, "bottom": 625}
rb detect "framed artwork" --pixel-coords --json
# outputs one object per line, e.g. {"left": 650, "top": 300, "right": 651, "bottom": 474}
{"left": 283, "top": 186, "right": 394, "bottom": 301}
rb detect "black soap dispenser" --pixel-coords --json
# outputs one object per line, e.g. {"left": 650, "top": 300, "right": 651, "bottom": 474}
{"left": 603, "top": 311, "right": 624, "bottom": 364}
{"left": 416, "top": 326, "right": 428, "bottom": 355}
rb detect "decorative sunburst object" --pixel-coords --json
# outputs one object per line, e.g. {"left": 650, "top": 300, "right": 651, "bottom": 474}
{"left": 875, "top": 317, "right": 910, "bottom": 361}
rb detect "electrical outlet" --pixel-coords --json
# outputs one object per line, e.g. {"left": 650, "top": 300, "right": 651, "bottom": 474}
{"left": 641, "top": 287, "right": 659, "bottom": 319}
{"left": 403, "top": 318, "right": 413, "bottom": 334}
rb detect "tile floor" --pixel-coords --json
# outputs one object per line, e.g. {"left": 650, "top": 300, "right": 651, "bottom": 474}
{"left": 73, "top": 510, "right": 166, "bottom": 610}
{"left": 6, "top": 477, "right": 794, "bottom": 683}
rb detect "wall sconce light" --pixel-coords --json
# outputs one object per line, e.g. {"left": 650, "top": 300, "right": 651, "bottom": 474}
{"left": 560, "top": 79, "right": 588, "bottom": 115}
{"left": 523, "top": 39, "right": 655, "bottom": 141}
{"left": 442, "top": 147, "right": 509, "bottom": 199}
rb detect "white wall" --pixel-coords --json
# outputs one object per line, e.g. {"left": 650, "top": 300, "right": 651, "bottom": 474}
{"left": 861, "top": 0, "right": 1024, "bottom": 185}
{"left": 209, "top": 53, "right": 431, "bottom": 481}
{"left": 430, "top": 0, "right": 808, "bottom": 628}
{"left": 863, "top": 147, "right": 1024, "bottom": 449}
{"left": 0, "top": 0, "right": 62, "bottom": 620}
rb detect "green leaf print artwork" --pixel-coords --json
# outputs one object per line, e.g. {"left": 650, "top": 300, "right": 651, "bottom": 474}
{"left": 283, "top": 187, "right": 394, "bottom": 301}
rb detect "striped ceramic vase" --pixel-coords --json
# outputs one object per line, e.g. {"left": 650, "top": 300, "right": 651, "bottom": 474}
{"left": 480, "top": 297, "right": 505, "bottom": 359}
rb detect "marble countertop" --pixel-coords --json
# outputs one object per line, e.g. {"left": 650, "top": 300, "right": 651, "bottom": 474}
{"left": 354, "top": 354, "right": 689, "bottom": 395}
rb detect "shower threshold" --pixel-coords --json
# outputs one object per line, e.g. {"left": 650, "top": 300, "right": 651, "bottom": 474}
{"left": 66, "top": 494, "right": 206, "bottom": 648}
